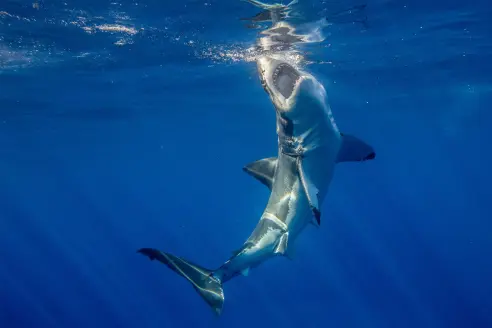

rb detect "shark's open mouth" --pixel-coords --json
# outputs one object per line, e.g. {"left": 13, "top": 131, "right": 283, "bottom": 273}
{"left": 272, "top": 63, "right": 300, "bottom": 99}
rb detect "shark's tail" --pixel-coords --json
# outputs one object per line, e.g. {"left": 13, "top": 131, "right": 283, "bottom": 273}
{"left": 138, "top": 248, "right": 224, "bottom": 315}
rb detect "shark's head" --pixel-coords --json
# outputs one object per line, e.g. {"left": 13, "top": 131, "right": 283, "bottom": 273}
{"left": 257, "top": 56, "right": 302, "bottom": 109}
{"left": 257, "top": 54, "right": 333, "bottom": 146}
{"left": 254, "top": 21, "right": 309, "bottom": 111}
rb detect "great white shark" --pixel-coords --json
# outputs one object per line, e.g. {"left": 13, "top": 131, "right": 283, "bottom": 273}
{"left": 137, "top": 5, "right": 375, "bottom": 316}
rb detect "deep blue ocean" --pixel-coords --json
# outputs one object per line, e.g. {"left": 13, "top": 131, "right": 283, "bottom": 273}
{"left": 1, "top": 0, "right": 491, "bottom": 327}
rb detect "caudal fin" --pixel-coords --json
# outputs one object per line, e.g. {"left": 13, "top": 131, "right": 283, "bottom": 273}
{"left": 138, "top": 248, "right": 224, "bottom": 315}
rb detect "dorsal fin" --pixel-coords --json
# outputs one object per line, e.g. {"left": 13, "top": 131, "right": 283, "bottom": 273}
{"left": 336, "top": 133, "right": 376, "bottom": 163}
{"left": 243, "top": 157, "right": 278, "bottom": 190}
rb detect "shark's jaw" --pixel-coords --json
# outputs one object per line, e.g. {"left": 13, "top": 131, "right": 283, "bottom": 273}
{"left": 257, "top": 56, "right": 304, "bottom": 111}
{"left": 272, "top": 62, "right": 301, "bottom": 99}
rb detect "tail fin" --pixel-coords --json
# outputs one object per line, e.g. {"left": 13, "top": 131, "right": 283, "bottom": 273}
{"left": 138, "top": 248, "right": 224, "bottom": 315}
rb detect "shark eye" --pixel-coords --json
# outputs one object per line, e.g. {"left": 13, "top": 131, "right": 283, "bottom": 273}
{"left": 272, "top": 63, "right": 300, "bottom": 99}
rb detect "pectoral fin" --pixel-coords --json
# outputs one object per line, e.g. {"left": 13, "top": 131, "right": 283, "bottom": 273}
{"left": 336, "top": 133, "right": 376, "bottom": 163}
{"left": 243, "top": 157, "right": 278, "bottom": 190}
{"left": 297, "top": 158, "right": 321, "bottom": 226}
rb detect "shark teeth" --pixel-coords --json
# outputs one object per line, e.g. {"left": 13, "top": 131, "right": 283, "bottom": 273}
{"left": 272, "top": 63, "right": 300, "bottom": 99}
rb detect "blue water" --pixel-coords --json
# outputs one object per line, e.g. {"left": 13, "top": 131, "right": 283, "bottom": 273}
{"left": 1, "top": 0, "right": 491, "bottom": 327}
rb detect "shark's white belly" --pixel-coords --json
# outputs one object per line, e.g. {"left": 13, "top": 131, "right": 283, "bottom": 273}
{"left": 264, "top": 75, "right": 342, "bottom": 243}
{"left": 265, "top": 148, "right": 337, "bottom": 243}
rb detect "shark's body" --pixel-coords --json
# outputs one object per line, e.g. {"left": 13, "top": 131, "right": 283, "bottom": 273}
{"left": 214, "top": 55, "right": 376, "bottom": 283}
{"left": 138, "top": 10, "right": 375, "bottom": 316}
